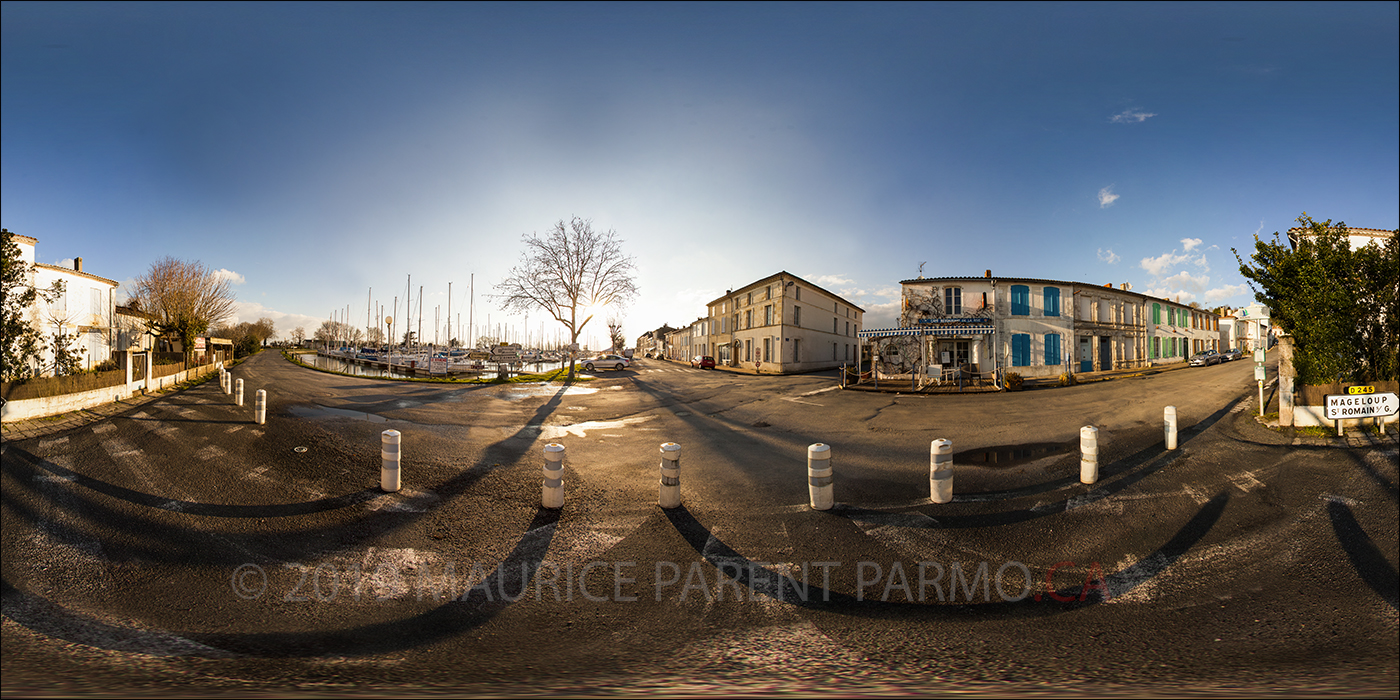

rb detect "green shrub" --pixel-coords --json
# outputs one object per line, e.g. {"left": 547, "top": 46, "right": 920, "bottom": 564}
{"left": 1058, "top": 372, "right": 1076, "bottom": 387}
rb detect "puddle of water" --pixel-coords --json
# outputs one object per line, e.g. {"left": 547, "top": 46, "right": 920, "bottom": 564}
{"left": 541, "top": 415, "right": 653, "bottom": 439}
{"left": 289, "top": 404, "right": 389, "bottom": 423}
{"left": 953, "top": 442, "right": 1072, "bottom": 468}
{"left": 499, "top": 383, "right": 599, "bottom": 401}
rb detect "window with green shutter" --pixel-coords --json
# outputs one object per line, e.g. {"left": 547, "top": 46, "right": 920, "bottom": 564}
{"left": 1153, "top": 303, "right": 1161, "bottom": 324}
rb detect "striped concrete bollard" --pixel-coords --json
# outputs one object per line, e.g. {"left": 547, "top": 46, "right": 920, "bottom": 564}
{"left": 808, "top": 443, "right": 833, "bottom": 511}
{"left": 542, "top": 443, "right": 565, "bottom": 509}
{"left": 380, "top": 429, "right": 401, "bottom": 492}
{"left": 930, "top": 439, "right": 954, "bottom": 503}
{"left": 255, "top": 389, "right": 267, "bottom": 425}
{"left": 1164, "top": 406, "right": 1178, "bottom": 450}
{"left": 235, "top": 378, "right": 244, "bottom": 407}
{"left": 658, "top": 442, "right": 681, "bottom": 508}
{"left": 1080, "top": 426, "right": 1099, "bottom": 484}
{"left": 222, "top": 370, "right": 230, "bottom": 394}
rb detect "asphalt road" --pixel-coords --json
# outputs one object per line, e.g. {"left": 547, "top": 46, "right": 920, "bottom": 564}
{"left": 3, "top": 351, "right": 1396, "bottom": 696}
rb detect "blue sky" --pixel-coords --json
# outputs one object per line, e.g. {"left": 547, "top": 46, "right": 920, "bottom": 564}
{"left": 4, "top": 2, "right": 1397, "bottom": 347}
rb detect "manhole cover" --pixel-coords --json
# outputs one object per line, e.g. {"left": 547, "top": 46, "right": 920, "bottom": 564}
{"left": 294, "top": 446, "right": 308, "bottom": 453}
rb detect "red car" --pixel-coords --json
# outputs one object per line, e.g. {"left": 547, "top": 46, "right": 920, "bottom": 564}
{"left": 691, "top": 355, "right": 715, "bottom": 369}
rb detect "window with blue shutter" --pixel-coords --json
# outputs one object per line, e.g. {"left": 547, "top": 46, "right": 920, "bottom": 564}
{"left": 1012, "top": 334, "right": 1030, "bottom": 366}
{"left": 1011, "top": 285, "right": 1030, "bottom": 316}
{"left": 1043, "top": 287, "right": 1059, "bottom": 316}
{"left": 1044, "top": 333, "right": 1060, "bottom": 365}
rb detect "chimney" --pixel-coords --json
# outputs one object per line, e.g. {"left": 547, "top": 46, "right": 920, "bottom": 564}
{"left": 984, "top": 270, "right": 991, "bottom": 278}
{"left": 74, "top": 257, "right": 83, "bottom": 272}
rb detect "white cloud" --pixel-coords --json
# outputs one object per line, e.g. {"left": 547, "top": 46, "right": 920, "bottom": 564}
{"left": 1180, "top": 237, "right": 1202, "bottom": 252}
{"left": 224, "top": 300, "right": 324, "bottom": 340}
{"left": 213, "top": 268, "right": 246, "bottom": 285}
{"left": 806, "top": 273, "right": 856, "bottom": 288}
{"left": 1097, "top": 248, "right": 1121, "bottom": 264}
{"left": 1097, "top": 186, "right": 1119, "bottom": 209}
{"left": 1110, "top": 109, "right": 1157, "bottom": 124}
{"left": 1204, "top": 284, "right": 1249, "bottom": 303}
{"left": 1140, "top": 251, "right": 1196, "bottom": 277}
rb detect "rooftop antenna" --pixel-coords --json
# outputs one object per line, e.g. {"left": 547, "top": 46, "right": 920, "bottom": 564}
{"left": 918, "top": 262, "right": 927, "bottom": 279}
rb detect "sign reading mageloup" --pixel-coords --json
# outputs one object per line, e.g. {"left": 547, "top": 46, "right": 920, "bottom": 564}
{"left": 1324, "top": 392, "right": 1398, "bottom": 420}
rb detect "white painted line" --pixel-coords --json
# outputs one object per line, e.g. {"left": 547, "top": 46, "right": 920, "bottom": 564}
{"left": 781, "top": 397, "right": 824, "bottom": 407}
{"left": 798, "top": 385, "right": 842, "bottom": 397}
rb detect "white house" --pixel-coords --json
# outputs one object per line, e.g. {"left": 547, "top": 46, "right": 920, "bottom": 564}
{"left": 11, "top": 235, "right": 119, "bottom": 376}
{"left": 706, "top": 272, "right": 864, "bottom": 373}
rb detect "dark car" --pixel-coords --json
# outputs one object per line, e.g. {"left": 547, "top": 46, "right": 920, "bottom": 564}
{"left": 690, "top": 355, "right": 715, "bottom": 369}
{"left": 1189, "top": 350, "right": 1222, "bottom": 367}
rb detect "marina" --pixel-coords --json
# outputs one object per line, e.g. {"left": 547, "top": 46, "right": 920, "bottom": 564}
{"left": 307, "top": 349, "right": 568, "bottom": 380}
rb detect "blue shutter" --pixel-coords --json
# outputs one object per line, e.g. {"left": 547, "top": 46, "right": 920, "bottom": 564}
{"left": 1011, "top": 286, "right": 1030, "bottom": 316}
{"left": 1044, "top": 333, "right": 1060, "bottom": 366}
{"left": 1012, "top": 334, "right": 1030, "bottom": 366}
{"left": 1043, "top": 287, "right": 1060, "bottom": 317}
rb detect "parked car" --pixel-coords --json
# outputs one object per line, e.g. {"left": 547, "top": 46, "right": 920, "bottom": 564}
{"left": 690, "top": 355, "right": 716, "bottom": 369}
{"left": 1189, "top": 350, "right": 1222, "bottom": 367}
{"left": 583, "top": 354, "right": 631, "bottom": 371}
{"left": 1221, "top": 348, "right": 1243, "bottom": 361}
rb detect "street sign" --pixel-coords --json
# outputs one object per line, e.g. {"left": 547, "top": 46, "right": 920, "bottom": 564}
{"left": 491, "top": 343, "right": 522, "bottom": 362}
{"left": 1254, "top": 364, "right": 1266, "bottom": 381}
{"left": 1348, "top": 385, "right": 1375, "bottom": 395}
{"left": 1254, "top": 348, "right": 1265, "bottom": 363}
{"left": 1324, "top": 393, "right": 1398, "bottom": 420}
{"left": 467, "top": 351, "right": 491, "bottom": 361}
{"left": 429, "top": 357, "right": 448, "bottom": 374}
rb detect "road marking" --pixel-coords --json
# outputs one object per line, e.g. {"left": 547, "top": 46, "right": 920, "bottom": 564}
{"left": 195, "top": 445, "right": 227, "bottom": 461}
{"left": 1227, "top": 470, "right": 1264, "bottom": 493}
{"left": 226, "top": 425, "right": 244, "bottom": 433}
{"left": 37, "top": 437, "right": 68, "bottom": 453}
{"left": 1182, "top": 484, "right": 1210, "bottom": 505}
{"left": 541, "top": 415, "right": 654, "bottom": 439}
{"left": 798, "top": 386, "right": 842, "bottom": 397}
{"left": 92, "top": 423, "right": 115, "bottom": 434}
{"left": 781, "top": 397, "right": 824, "bottom": 407}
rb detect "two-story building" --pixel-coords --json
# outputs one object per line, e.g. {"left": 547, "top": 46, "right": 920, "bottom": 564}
{"left": 869, "top": 272, "right": 1216, "bottom": 380}
{"left": 10, "top": 234, "right": 119, "bottom": 376}
{"left": 705, "top": 272, "right": 864, "bottom": 374}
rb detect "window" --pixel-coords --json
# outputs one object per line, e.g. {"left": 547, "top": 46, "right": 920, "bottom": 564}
{"left": 1011, "top": 334, "right": 1031, "bottom": 366}
{"left": 745, "top": 310, "right": 752, "bottom": 329}
{"left": 833, "top": 318, "right": 838, "bottom": 333}
{"left": 794, "top": 286, "right": 801, "bottom": 301}
{"left": 745, "top": 339, "right": 752, "bottom": 361}
{"left": 765, "top": 285, "right": 772, "bottom": 300}
{"left": 944, "top": 287, "right": 962, "bottom": 315}
{"left": 763, "top": 337, "right": 772, "bottom": 362}
{"left": 764, "top": 305, "right": 773, "bottom": 325}
{"left": 1170, "top": 337, "right": 1178, "bottom": 357}
{"left": 1153, "top": 303, "right": 1161, "bottom": 324}
{"left": 1153, "top": 336, "right": 1160, "bottom": 358}
{"left": 793, "top": 306, "right": 802, "bottom": 327}
{"left": 845, "top": 321, "right": 850, "bottom": 336}
{"left": 1010, "top": 285, "right": 1030, "bottom": 316}
{"left": 1045, "top": 333, "right": 1061, "bottom": 366}
{"left": 955, "top": 341, "right": 969, "bottom": 366}
{"left": 1043, "top": 287, "right": 1060, "bottom": 317}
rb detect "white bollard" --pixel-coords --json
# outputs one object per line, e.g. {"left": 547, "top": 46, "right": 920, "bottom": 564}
{"left": 542, "top": 443, "right": 565, "bottom": 509}
{"left": 380, "top": 429, "right": 401, "bottom": 492}
{"left": 1164, "top": 405, "right": 1178, "bottom": 450}
{"left": 658, "top": 442, "right": 681, "bottom": 509}
{"left": 235, "top": 378, "right": 244, "bottom": 407}
{"left": 221, "top": 370, "right": 230, "bottom": 394}
{"left": 808, "top": 443, "right": 833, "bottom": 511}
{"left": 1080, "top": 426, "right": 1099, "bottom": 484}
{"left": 930, "top": 439, "right": 954, "bottom": 503}
{"left": 255, "top": 389, "right": 267, "bottom": 425}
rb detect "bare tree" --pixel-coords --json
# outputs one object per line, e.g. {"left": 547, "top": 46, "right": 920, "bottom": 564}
{"left": 291, "top": 326, "right": 306, "bottom": 345}
{"left": 494, "top": 218, "right": 638, "bottom": 379}
{"left": 130, "top": 257, "right": 237, "bottom": 362}
{"left": 607, "top": 316, "right": 626, "bottom": 353}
